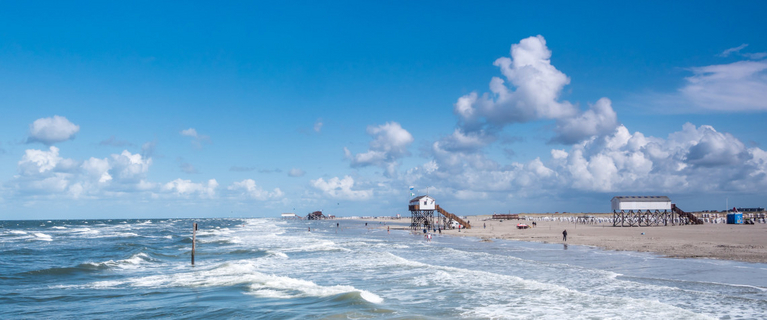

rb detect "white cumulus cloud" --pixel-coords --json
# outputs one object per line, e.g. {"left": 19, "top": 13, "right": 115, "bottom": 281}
{"left": 346, "top": 122, "right": 414, "bottom": 178}
{"left": 310, "top": 176, "right": 372, "bottom": 200}
{"left": 227, "top": 179, "right": 284, "bottom": 200}
{"left": 450, "top": 35, "right": 619, "bottom": 146}
{"left": 10, "top": 146, "right": 161, "bottom": 198}
{"left": 552, "top": 98, "right": 619, "bottom": 144}
{"left": 454, "top": 35, "right": 577, "bottom": 131}
{"left": 27, "top": 116, "right": 80, "bottom": 145}
{"left": 162, "top": 179, "right": 218, "bottom": 198}
{"left": 404, "top": 36, "right": 767, "bottom": 207}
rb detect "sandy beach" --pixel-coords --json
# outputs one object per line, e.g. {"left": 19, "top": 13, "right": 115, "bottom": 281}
{"left": 427, "top": 214, "right": 767, "bottom": 263}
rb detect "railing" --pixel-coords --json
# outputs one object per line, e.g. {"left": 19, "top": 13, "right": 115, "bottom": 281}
{"left": 492, "top": 214, "right": 519, "bottom": 220}
{"left": 436, "top": 205, "right": 471, "bottom": 229}
{"left": 672, "top": 204, "right": 704, "bottom": 225}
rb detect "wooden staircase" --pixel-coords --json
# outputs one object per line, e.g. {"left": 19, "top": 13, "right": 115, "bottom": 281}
{"left": 436, "top": 205, "right": 471, "bottom": 229}
{"left": 672, "top": 204, "right": 704, "bottom": 225}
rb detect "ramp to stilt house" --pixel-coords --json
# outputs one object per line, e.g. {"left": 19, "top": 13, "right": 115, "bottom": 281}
{"left": 672, "top": 204, "right": 704, "bottom": 225}
{"left": 408, "top": 195, "right": 471, "bottom": 230}
{"left": 436, "top": 205, "right": 471, "bottom": 229}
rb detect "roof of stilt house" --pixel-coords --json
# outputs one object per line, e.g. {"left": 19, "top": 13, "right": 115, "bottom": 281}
{"left": 611, "top": 196, "right": 670, "bottom": 202}
{"left": 409, "top": 195, "right": 434, "bottom": 202}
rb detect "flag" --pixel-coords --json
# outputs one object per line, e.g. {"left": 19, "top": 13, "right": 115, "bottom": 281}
{"left": 410, "top": 192, "right": 414, "bottom": 197}
{"left": 409, "top": 186, "right": 414, "bottom": 191}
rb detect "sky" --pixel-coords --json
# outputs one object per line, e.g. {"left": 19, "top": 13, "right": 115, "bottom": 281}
{"left": 1, "top": 1, "right": 766, "bottom": 219}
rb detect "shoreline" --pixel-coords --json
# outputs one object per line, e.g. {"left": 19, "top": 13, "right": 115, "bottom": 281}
{"left": 438, "top": 214, "right": 767, "bottom": 264}
{"left": 360, "top": 214, "right": 767, "bottom": 264}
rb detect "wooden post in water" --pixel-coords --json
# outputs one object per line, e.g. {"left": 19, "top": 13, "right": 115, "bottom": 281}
{"left": 192, "top": 222, "right": 197, "bottom": 265}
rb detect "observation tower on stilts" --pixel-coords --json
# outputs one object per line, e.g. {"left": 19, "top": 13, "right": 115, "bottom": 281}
{"left": 408, "top": 195, "right": 471, "bottom": 230}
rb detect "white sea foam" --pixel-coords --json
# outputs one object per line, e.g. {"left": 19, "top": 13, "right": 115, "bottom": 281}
{"left": 382, "top": 252, "right": 711, "bottom": 319}
{"left": 92, "top": 232, "right": 139, "bottom": 238}
{"left": 9, "top": 230, "right": 28, "bottom": 235}
{"left": 51, "top": 226, "right": 67, "bottom": 230}
{"left": 267, "top": 251, "right": 288, "bottom": 258}
{"left": 83, "top": 252, "right": 153, "bottom": 270}
{"left": 80, "top": 260, "right": 383, "bottom": 303}
{"left": 33, "top": 233, "right": 52, "bottom": 241}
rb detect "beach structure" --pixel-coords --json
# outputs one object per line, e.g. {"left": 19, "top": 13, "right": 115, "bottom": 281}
{"left": 737, "top": 207, "right": 765, "bottom": 212}
{"left": 281, "top": 213, "right": 300, "bottom": 219}
{"left": 727, "top": 211, "right": 743, "bottom": 224}
{"left": 408, "top": 195, "right": 470, "bottom": 230}
{"left": 306, "top": 211, "right": 326, "bottom": 220}
{"left": 611, "top": 196, "right": 702, "bottom": 227}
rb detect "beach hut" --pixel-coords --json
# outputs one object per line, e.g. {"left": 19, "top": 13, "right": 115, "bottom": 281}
{"left": 409, "top": 195, "right": 436, "bottom": 211}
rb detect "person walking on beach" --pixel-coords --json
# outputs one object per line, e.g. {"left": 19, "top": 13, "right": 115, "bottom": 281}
{"left": 562, "top": 229, "right": 567, "bottom": 242}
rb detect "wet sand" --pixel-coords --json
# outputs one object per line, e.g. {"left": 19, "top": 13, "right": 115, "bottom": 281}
{"left": 437, "top": 214, "right": 767, "bottom": 263}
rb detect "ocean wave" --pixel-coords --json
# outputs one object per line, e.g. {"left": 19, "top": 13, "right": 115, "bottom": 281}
{"left": 81, "top": 253, "right": 154, "bottom": 270}
{"left": 282, "top": 240, "right": 350, "bottom": 253}
{"left": 198, "top": 237, "right": 241, "bottom": 245}
{"left": 266, "top": 250, "right": 288, "bottom": 258}
{"left": 25, "top": 266, "right": 96, "bottom": 276}
{"left": 23, "top": 253, "right": 152, "bottom": 276}
{"left": 79, "top": 260, "right": 383, "bottom": 304}
{"left": 245, "top": 273, "right": 382, "bottom": 303}
{"left": 91, "top": 232, "right": 140, "bottom": 238}
{"left": 32, "top": 233, "right": 52, "bottom": 241}
{"left": 383, "top": 252, "right": 710, "bottom": 319}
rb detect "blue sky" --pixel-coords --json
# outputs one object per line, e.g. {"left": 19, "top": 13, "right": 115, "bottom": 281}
{"left": 1, "top": 1, "right": 766, "bottom": 219}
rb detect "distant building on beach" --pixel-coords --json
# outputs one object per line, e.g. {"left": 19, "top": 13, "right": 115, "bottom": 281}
{"left": 281, "top": 213, "right": 299, "bottom": 219}
{"left": 611, "top": 196, "right": 671, "bottom": 211}
{"left": 610, "top": 196, "right": 702, "bottom": 227}
{"left": 307, "top": 211, "right": 326, "bottom": 220}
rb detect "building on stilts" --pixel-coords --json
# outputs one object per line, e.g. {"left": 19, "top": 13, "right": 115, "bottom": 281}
{"left": 408, "top": 195, "right": 471, "bottom": 230}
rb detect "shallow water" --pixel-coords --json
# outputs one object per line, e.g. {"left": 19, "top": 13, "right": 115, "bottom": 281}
{"left": 1, "top": 218, "right": 765, "bottom": 319}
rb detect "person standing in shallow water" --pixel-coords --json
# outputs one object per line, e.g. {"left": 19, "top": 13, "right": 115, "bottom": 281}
{"left": 562, "top": 229, "right": 567, "bottom": 241}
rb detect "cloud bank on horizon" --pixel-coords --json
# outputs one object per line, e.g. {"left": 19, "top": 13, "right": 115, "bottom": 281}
{"left": 3, "top": 35, "right": 766, "bottom": 217}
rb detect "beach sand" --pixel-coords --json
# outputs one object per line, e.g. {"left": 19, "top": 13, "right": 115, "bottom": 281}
{"left": 432, "top": 214, "right": 767, "bottom": 263}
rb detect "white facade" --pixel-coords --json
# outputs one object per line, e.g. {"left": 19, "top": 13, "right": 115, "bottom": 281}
{"left": 410, "top": 195, "right": 436, "bottom": 210}
{"left": 611, "top": 196, "right": 671, "bottom": 211}
{"left": 281, "top": 213, "right": 297, "bottom": 218}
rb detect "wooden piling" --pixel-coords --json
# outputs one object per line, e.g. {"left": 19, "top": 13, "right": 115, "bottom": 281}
{"left": 192, "top": 222, "right": 197, "bottom": 265}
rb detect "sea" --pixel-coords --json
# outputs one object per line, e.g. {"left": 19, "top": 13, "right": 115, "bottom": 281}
{"left": 1, "top": 218, "right": 765, "bottom": 319}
